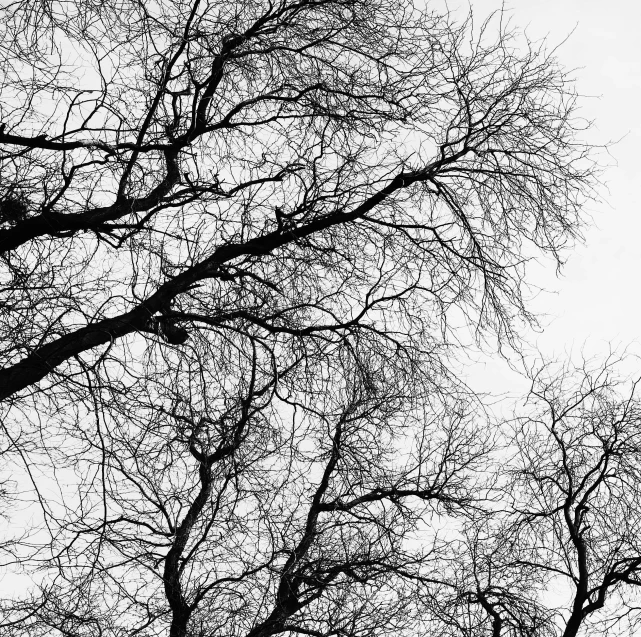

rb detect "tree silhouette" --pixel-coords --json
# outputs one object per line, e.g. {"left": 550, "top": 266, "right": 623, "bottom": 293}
{"left": 0, "top": 1, "right": 599, "bottom": 636}
{"left": 506, "top": 359, "right": 641, "bottom": 637}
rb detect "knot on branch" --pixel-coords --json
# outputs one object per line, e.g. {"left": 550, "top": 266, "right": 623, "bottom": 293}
{"left": 146, "top": 316, "right": 190, "bottom": 345}
{"left": 163, "top": 323, "right": 190, "bottom": 345}
{"left": 0, "top": 192, "right": 29, "bottom": 225}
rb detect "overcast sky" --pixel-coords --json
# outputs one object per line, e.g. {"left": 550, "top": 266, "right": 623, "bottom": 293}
{"left": 453, "top": 0, "right": 641, "bottom": 394}
{"left": 505, "top": 0, "right": 640, "bottom": 344}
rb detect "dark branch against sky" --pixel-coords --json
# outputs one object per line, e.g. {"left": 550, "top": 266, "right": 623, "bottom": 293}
{"left": 1, "top": 2, "right": 640, "bottom": 637}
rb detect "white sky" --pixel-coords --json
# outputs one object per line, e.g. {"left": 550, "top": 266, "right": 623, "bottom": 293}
{"left": 454, "top": 0, "right": 641, "bottom": 395}
{"left": 505, "top": 0, "right": 641, "bottom": 347}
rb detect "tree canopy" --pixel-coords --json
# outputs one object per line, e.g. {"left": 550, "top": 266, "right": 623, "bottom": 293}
{"left": 3, "top": 2, "right": 639, "bottom": 637}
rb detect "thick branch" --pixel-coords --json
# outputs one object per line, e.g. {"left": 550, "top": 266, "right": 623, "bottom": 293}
{"left": 0, "top": 159, "right": 453, "bottom": 401}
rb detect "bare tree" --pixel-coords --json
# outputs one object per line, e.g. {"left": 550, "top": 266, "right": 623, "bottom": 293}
{"left": 499, "top": 358, "right": 641, "bottom": 637}
{"left": 0, "top": 0, "right": 596, "bottom": 636}
{"left": 410, "top": 356, "right": 641, "bottom": 637}
{"left": 420, "top": 517, "right": 559, "bottom": 637}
